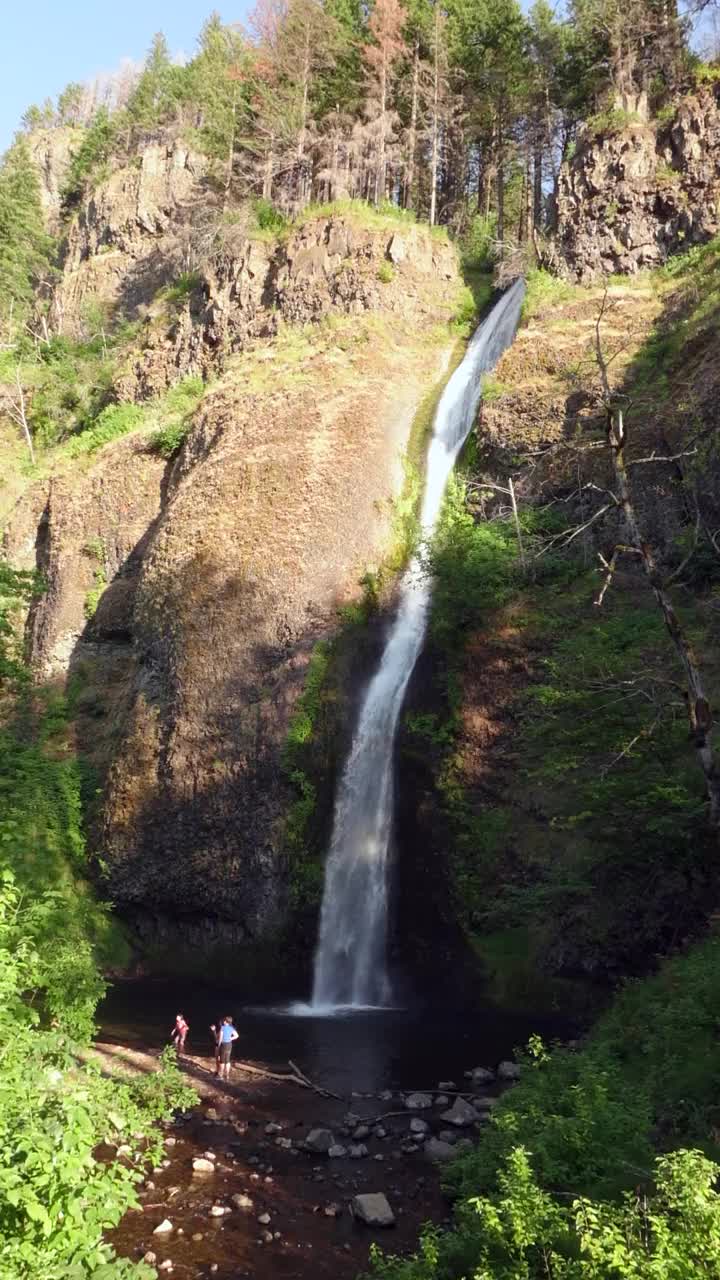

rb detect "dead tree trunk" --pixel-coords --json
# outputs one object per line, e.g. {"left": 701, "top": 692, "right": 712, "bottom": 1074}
{"left": 594, "top": 311, "right": 720, "bottom": 827}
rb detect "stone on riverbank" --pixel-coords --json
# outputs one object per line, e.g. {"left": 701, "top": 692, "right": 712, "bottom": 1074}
{"left": 153, "top": 1219, "right": 173, "bottom": 1235}
{"left": 404, "top": 1093, "right": 432, "bottom": 1110}
{"left": 498, "top": 1061, "right": 521, "bottom": 1081}
{"left": 192, "top": 1157, "right": 215, "bottom": 1173}
{"left": 351, "top": 1192, "right": 396, "bottom": 1227}
{"left": 467, "top": 1067, "right": 495, "bottom": 1084}
{"left": 410, "top": 1118, "right": 429, "bottom": 1134}
{"left": 304, "top": 1128, "right": 335, "bottom": 1154}
{"left": 231, "top": 1193, "right": 254, "bottom": 1211}
{"left": 329, "top": 1144, "right": 347, "bottom": 1158}
{"left": 440, "top": 1097, "right": 478, "bottom": 1127}
{"left": 424, "top": 1138, "right": 456, "bottom": 1162}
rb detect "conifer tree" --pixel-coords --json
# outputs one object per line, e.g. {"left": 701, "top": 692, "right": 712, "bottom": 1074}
{"left": 0, "top": 138, "right": 53, "bottom": 338}
{"left": 363, "top": 0, "right": 409, "bottom": 206}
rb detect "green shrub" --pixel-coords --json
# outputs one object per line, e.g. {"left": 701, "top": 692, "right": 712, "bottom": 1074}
{"left": 460, "top": 213, "right": 497, "bottom": 271}
{"left": 378, "top": 261, "right": 394, "bottom": 284}
{"left": 253, "top": 198, "right": 288, "bottom": 232}
{"left": 160, "top": 271, "right": 202, "bottom": 306}
{"left": 64, "top": 402, "right": 144, "bottom": 457}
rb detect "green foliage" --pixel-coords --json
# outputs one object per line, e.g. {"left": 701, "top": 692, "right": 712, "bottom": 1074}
{"left": 480, "top": 373, "right": 507, "bottom": 402}
{"left": 460, "top": 214, "right": 498, "bottom": 272}
{"left": 64, "top": 402, "right": 144, "bottom": 457}
{"left": 371, "top": 934, "right": 720, "bottom": 1280}
{"left": 378, "top": 261, "right": 395, "bottom": 284}
{"left": 0, "top": 872, "right": 195, "bottom": 1278}
{"left": 160, "top": 271, "right": 202, "bottom": 307}
{"left": 0, "top": 562, "right": 40, "bottom": 691}
{"left": 147, "top": 374, "right": 205, "bottom": 457}
{"left": 253, "top": 198, "right": 288, "bottom": 232}
{"left": 521, "top": 268, "right": 578, "bottom": 320}
{"left": 61, "top": 108, "right": 119, "bottom": 209}
{"left": 585, "top": 107, "right": 642, "bottom": 138}
{"left": 428, "top": 478, "right": 519, "bottom": 649}
{"left": 0, "top": 137, "right": 55, "bottom": 330}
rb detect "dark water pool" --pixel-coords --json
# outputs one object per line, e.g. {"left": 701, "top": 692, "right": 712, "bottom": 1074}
{"left": 99, "top": 978, "right": 573, "bottom": 1094}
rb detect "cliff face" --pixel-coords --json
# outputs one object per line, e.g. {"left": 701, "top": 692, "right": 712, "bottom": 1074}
{"left": 556, "top": 84, "right": 720, "bottom": 279}
{"left": 5, "top": 203, "right": 460, "bottom": 966}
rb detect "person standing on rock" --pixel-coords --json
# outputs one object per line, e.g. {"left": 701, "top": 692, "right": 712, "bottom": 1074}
{"left": 217, "top": 1016, "right": 239, "bottom": 1081}
{"left": 209, "top": 1018, "right": 223, "bottom": 1075}
{"left": 171, "top": 1013, "right": 189, "bottom": 1055}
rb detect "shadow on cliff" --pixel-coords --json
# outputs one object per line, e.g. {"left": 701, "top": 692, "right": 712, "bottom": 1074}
{"left": 62, "top": 475, "right": 396, "bottom": 994}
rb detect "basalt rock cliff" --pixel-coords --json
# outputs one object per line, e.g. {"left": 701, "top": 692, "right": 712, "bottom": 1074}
{"left": 555, "top": 82, "right": 720, "bottom": 279}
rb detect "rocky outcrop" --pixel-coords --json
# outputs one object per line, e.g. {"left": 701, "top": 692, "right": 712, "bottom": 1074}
{"left": 53, "top": 140, "right": 209, "bottom": 334}
{"left": 556, "top": 84, "right": 720, "bottom": 279}
{"left": 115, "top": 215, "right": 455, "bottom": 399}
{"left": 26, "top": 127, "right": 80, "bottom": 229}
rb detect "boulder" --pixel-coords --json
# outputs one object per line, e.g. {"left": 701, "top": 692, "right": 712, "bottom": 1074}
{"left": 424, "top": 1138, "right": 456, "bottom": 1162}
{"left": 440, "top": 1098, "right": 478, "bottom": 1128}
{"left": 410, "top": 1118, "right": 429, "bottom": 1135}
{"left": 387, "top": 233, "right": 406, "bottom": 264}
{"left": 438, "top": 1129, "right": 459, "bottom": 1145}
{"left": 349, "top": 1143, "right": 369, "bottom": 1158}
{"left": 472, "top": 1095, "right": 495, "bottom": 1111}
{"left": 468, "top": 1067, "right": 495, "bottom": 1085}
{"left": 353, "top": 1124, "right": 371, "bottom": 1140}
{"left": 404, "top": 1092, "right": 433, "bottom": 1110}
{"left": 497, "top": 1061, "right": 521, "bottom": 1082}
{"left": 304, "top": 1128, "right": 335, "bottom": 1154}
{"left": 351, "top": 1192, "right": 396, "bottom": 1227}
{"left": 192, "top": 1157, "right": 215, "bottom": 1173}
{"left": 435, "top": 1095, "right": 449, "bottom": 1108}
{"left": 328, "top": 1144, "right": 347, "bottom": 1158}
{"left": 438, "top": 1081, "right": 456, "bottom": 1091}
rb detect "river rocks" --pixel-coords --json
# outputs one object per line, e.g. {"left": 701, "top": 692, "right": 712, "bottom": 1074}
{"left": 404, "top": 1092, "right": 433, "bottom": 1110}
{"left": 328, "top": 1144, "right": 347, "bottom": 1158}
{"left": 351, "top": 1192, "right": 396, "bottom": 1227}
{"left": 324, "top": 1202, "right": 343, "bottom": 1217}
{"left": 440, "top": 1098, "right": 478, "bottom": 1127}
{"left": 143, "top": 1253, "right": 157, "bottom": 1265}
{"left": 265, "top": 1122, "right": 283, "bottom": 1135}
{"left": 209, "top": 1205, "right": 228, "bottom": 1217}
{"left": 410, "top": 1118, "right": 429, "bottom": 1135}
{"left": 438, "top": 1129, "right": 460, "bottom": 1145}
{"left": 231, "top": 1193, "right": 254, "bottom": 1211}
{"left": 158, "top": 1262, "right": 173, "bottom": 1273}
{"left": 438, "top": 1081, "right": 456, "bottom": 1091}
{"left": 353, "top": 1124, "right": 371, "bottom": 1140}
{"left": 472, "top": 1095, "right": 495, "bottom": 1111}
{"left": 424, "top": 1138, "right": 456, "bottom": 1162}
{"left": 153, "top": 1219, "right": 174, "bottom": 1235}
{"left": 304, "top": 1128, "right": 335, "bottom": 1154}
{"left": 497, "top": 1061, "right": 521, "bottom": 1081}
{"left": 192, "top": 1233, "right": 204, "bottom": 1241}
{"left": 434, "top": 1095, "right": 449, "bottom": 1108}
{"left": 374, "top": 1125, "right": 388, "bottom": 1139}
{"left": 379, "top": 1089, "right": 394, "bottom": 1102}
{"left": 275, "top": 1137, "right": 293, "bottom": 1149}
{"left": 192, "top": 1157, "right": 215, "bottom": 1173}
{"left": 258, "top": 1212, "right": 271, "bottom": 1225}
{"left": 349, "top": 1143, "right": 369, "bottom": 1158}
{"left": 467, "top": 1067, "right": 495, "bottom": 1085}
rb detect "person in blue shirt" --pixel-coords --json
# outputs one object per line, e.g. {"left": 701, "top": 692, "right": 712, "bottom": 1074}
{"left": 217, "top": 1016, "right": 239, "bottom": 1081}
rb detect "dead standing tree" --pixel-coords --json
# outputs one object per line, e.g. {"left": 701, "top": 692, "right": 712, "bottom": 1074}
{"left": 591, "top": 291, "right": 720, "bottom": 828}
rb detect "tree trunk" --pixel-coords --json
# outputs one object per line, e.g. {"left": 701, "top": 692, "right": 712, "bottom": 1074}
{"left": 496, "top": 112, "right": 505, "bottom": 254}
{"left": 606, "top": 405, "right": 720, "bottom": 825}
{"left": 263, "top": 134, "right": 274, "bottom": 201}
{"left": 404, "top": 41, "right": 419, "bottom": 210}
{"left": 375, "top": 58, "right": 387, "bottom": 206}
{"left": 429, "top": 13, "right": 441, "bottom": 227}
{"left": 533, "top": 142, "right": 543, "bottom": 229}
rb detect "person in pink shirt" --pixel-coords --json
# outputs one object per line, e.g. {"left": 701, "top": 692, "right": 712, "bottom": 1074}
{"left": 171, "top": 1013, "right": 189, "bottom": 1055}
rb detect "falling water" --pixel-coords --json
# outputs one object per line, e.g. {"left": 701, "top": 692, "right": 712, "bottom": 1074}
{"left": 310, "top": 279, "right": 526, "bottom": 1012}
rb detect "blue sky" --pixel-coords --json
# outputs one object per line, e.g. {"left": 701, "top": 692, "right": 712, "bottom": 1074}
{"left": 0, "top": 2, "right": 251, "bottom": 154}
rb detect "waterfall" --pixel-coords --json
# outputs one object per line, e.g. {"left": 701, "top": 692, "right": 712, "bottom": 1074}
{"left": 310, "top": 279, "right": 526, "bottom": 1012}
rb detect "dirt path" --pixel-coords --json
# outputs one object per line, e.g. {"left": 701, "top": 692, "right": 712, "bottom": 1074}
{"left": 94, "top": 1043, "right": 465, "bottom": 1280}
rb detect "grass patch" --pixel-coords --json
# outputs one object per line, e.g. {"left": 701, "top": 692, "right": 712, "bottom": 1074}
{"left": 521, "top": 268, "right": 579, "bottom": 321}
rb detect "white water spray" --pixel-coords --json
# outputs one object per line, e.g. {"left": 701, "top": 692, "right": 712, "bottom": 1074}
{"left": 310, "top": 280, "right": 526, "bottom": 1013}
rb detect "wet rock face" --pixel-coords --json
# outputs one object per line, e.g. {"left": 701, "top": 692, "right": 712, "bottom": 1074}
{"left": 556, "top": 84, "right": 720, "bottom": 280}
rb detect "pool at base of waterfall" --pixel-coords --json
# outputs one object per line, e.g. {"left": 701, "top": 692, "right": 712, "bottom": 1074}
{"left": 99, "top": 977, "right": 572, "bottom": 1094}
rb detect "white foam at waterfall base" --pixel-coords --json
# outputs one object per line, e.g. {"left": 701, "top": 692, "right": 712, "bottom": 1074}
{"left": 304, "top": 279, "right": 526, "bottom": 1016}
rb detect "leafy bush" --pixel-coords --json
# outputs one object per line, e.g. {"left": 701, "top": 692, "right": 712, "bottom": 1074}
{"left": 460, "top": 213, "right": 498, "bottom": 271}
{"left": 64, "top": 402, "right": 144, "bottom": 457}
{"left": 521, "top": 268, "right": 578, "bottom": 320}
{"left": 148, "top": 374, "right": 205, "bottom": 457}
{"left": 253, "top": 198, "right": 288, "bottom": 232}
{"left": 378, "top": 261, "right": 394, "bottom": 284}
{"left": 371, "top": 934, "right": 720, "bottom": 1280}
